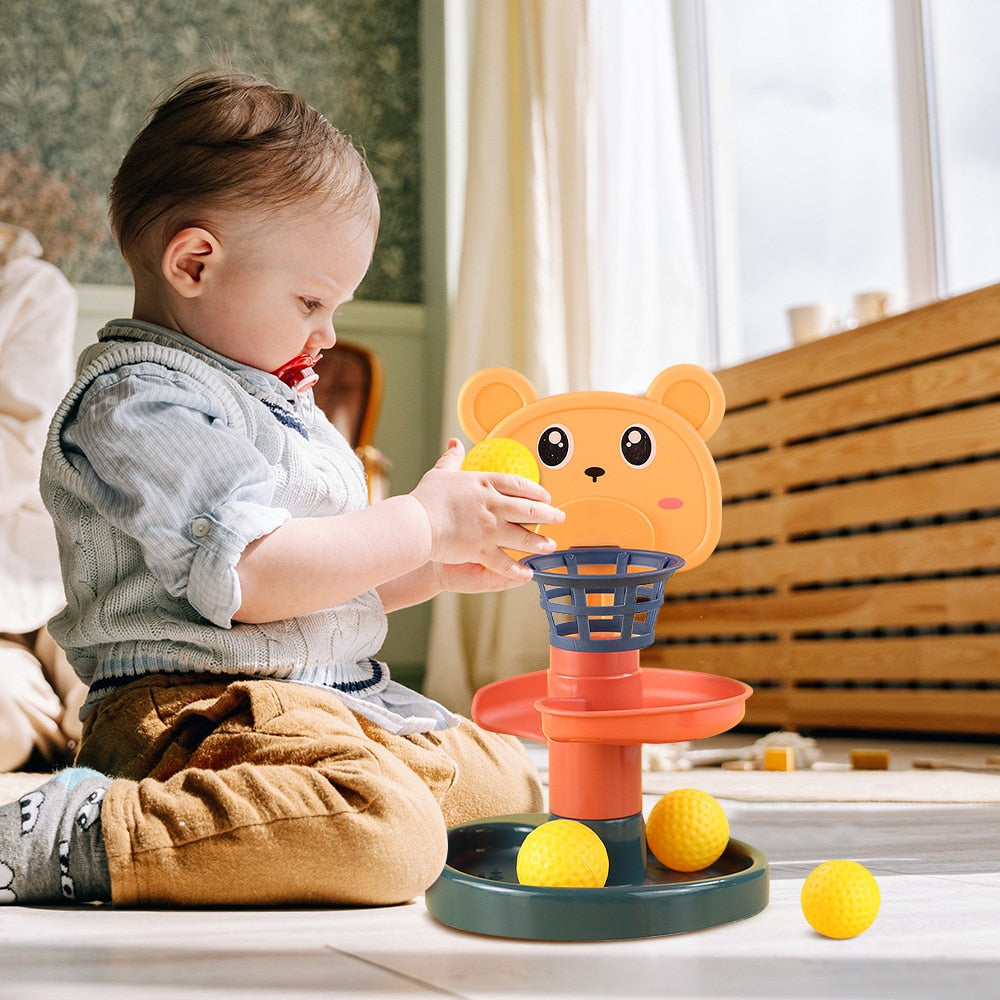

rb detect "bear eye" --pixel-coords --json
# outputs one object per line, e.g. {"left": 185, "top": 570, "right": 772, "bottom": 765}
{"left": 621, "top": 425, "right": 655, "bottom": 468}
{"left": 538, "top": 425, "right": 573, "bottom": 469}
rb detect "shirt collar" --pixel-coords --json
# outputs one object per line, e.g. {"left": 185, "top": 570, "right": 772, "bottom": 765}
{"left": 100, "top": 319, "right": 289, "bottom": 396}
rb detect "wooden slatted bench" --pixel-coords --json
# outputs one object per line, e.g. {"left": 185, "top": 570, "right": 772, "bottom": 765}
{"left": 646, "top": 283, "right": 1000, "bottom": 735}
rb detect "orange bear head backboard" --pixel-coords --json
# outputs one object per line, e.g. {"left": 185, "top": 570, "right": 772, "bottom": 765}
{"left": 457, "top": 365, "right": 725, "bottom": 571}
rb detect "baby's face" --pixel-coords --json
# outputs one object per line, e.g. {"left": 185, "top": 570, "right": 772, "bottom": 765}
{"left": 191, "top": 205, "right": 375, "bottom": 376}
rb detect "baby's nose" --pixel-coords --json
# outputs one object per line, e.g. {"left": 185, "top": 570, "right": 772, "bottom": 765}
{"left": 311, "top": 326, "right": 337, "bottom": 351}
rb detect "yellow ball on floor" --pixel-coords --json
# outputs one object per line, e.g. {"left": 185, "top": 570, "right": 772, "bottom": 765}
{"left": 515, "top": 819, "right": 609, "bottom": 888}
{"left": 801, "top": 860, "right": 880, "bottom": 938}
{"left": 461, "top": 438, "right": 540, "bottom": 483}
{"left": 645, "top": 788, "right": 730, "bottom": 872}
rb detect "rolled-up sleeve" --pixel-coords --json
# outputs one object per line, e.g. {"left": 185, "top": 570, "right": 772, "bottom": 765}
{"left": 62, "top": 363, "right": 288, "bottom": 627}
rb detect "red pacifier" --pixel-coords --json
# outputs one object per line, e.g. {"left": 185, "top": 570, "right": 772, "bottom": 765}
{"left": 271, "top": 353, "right": 322, "bottom": 393}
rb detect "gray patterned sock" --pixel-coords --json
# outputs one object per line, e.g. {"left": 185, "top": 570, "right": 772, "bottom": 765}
{"left": 0, "top": 768, "right": 111, "bottom": 905}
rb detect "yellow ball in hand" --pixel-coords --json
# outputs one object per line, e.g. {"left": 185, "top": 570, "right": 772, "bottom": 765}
{"left": 462, "top": 438, "right": 540, "bottom": 483}
{"left": 516, "top": 819, "right": 609, "bottom": 888}
{"left": 801, "top": 860, "right": 880, "bottom": 938}
{"left": 645, "top": 788, "right": 730, "bottom": 872}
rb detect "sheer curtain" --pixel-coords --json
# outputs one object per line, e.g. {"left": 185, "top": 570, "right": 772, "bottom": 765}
{"left": 589, "top": 0, "right": 706, "bottom": 388}
{"left": 423, "top": 0, "right": 705, "bottom": 714}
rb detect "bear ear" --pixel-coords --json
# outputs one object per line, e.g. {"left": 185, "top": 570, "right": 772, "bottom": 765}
{"left": 646, "top": 364, "right": 726, "bottom": 441}
{"left": 457, "top": 367, "right": 538, "bottom": 441}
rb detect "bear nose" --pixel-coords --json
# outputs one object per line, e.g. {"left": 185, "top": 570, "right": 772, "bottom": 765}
{"left": 584, "top": 466, "right": 605, "bottom": 483}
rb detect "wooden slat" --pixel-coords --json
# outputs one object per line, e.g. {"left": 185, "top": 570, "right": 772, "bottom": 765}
{"left": 644, "top": 635, "right": 1000, "bottom": 683}
{"left": 642, "top": 635, "right": 1000, "bottom": 734}
{"left": 783, "top": 690, "right": 1000, "bottom": 735}
{"left": 716, "top": 283, "right": 1000, "bottom": 410}
{"left": 668, "top": 519, "right": 1000, "bottom": 595}
{"left": 781, "top": 636, "right": 1000, "bottom": 682}
{"left": 712, "top": 341, "right": 1000, "bottom": 456}
{"left": 717, "top": 460, "right": 1000, "bottom": 546}
{"left": 658, "top": 577, "right": 999, "bottom": 636}
{"left": 740, "top": 702, "right": 793, "bottom": 729}
{"left": 643, "top": 643, "right": 783, "bottom": 680}
{"left": 718, "top": 402, "right": 1000, "bottom": 497}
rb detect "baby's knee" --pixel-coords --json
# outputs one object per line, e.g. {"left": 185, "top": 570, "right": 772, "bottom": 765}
{"left": 311, "top": 788, "right": 449, "bottom": 906}
{"left": 438, "top": 724, "right": 544, "bottom": 828}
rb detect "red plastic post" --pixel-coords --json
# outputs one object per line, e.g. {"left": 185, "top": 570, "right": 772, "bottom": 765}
{"left": 544, "top": 643, "right": 644, "bottom": 820}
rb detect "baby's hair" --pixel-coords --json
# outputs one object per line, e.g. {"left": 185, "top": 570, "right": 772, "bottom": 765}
{"left": 109, "top": 69, "right": 379, "bottom": 269}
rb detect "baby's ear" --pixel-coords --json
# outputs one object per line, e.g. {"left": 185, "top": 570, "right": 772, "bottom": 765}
{"left": 161, "top": 227, "right": 219, "bottom": 297}
{"left": 457, "top": 367, "right": 538, "bottom": 442}
{"left": 645, "top": 364, "right": 726, "bottom": 440}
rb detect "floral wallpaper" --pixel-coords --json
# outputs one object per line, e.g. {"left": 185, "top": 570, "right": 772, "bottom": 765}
{"left": 0, "top": 0, "right": 422, "bottom": 302}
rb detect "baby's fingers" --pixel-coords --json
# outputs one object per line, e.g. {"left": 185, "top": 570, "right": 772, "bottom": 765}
{"left": 489, "top": 473, "right": 553, "bottom": 505}
{"left": 489, "top": 482, "right": 564, "bottom": 529}
{"left": 478, "top": 548, "right": 536, "bottom": 583}
{"left": 510, "top": 524, "right": 558, "bottom": 557}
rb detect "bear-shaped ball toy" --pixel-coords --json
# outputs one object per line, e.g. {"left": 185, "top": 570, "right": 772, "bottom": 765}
{"left": 457, "top": 365, "right": 725, "bottom": 571}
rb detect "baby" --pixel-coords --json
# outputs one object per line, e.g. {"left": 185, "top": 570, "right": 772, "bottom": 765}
{"left": 0, "top": 70, "right": 561, "bottom": 907}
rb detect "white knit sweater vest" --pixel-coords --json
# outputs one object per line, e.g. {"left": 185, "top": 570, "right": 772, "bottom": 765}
{"left": 40, "top": 325, "right": 389, "bottom": 718}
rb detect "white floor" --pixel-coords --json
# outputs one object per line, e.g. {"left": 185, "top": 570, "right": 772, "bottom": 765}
{"left": 2, "top": 738, "right": 999, "bottom": 1000}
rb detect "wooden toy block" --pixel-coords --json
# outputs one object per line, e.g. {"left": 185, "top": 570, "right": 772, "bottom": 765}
{"left": 912, "top": 757, "right": 1000, "bottom": 773}
{"left": 850, "top": 749, "right": 890, "bottom": 771}
{"left": 722, "top": 759, "right": 756, "bottom": 771}
{"left": 763, "top": 746, "right": 796, "bottom": 771}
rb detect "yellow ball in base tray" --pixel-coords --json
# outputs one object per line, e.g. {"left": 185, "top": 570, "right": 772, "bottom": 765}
{"left": 645, "top": 788, "right": 730, "bottom": 873}
{"left": 516, "top": 819, "right": 610, "bottom": 888}
{"left": 801, "top": 860, "right": 880, "bottom": 938}
{"left": 461, "top": 438, "right": 540, "bottom": 483}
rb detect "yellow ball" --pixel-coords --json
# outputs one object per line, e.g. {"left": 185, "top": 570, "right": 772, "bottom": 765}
{"left": 801, "top": 860, "right": 880, "bottom": 938}
{"left": 515, "top": 819, "right": 609, "bottom": 888}
{"left": 645, "top": 788, "right": 730, "bottom": 873}
{"left": 462, "top": 438, "right": 540, "bottom": 483}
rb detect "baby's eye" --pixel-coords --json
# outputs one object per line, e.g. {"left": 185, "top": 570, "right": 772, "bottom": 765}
{"left": 302, "top": 298, "right": 322, "bottom": 312}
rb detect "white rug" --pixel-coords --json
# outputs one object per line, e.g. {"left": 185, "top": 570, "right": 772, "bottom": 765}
{"left": 640, "top": 766, "right": 1000, "bottom": 804}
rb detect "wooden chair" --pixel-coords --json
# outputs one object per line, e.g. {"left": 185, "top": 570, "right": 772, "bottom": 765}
{"left": 311, "top": 341, "right": 391, "bottom": 503}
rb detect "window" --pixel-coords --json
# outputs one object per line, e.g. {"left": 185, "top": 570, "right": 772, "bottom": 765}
{"left": 928, "top": 0, "right": 1000, "bottom": 295}
{"left": 675, "top": 0, "right": 1000, "bottom": 365}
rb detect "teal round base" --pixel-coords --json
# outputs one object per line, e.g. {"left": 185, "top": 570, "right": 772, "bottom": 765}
{"left": 425, "top": 813, "right": 769, "bottom": 942}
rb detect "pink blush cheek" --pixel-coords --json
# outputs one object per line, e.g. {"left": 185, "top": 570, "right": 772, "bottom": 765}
{"left": 658, "top": 497, "right": 684, "bottom": 510}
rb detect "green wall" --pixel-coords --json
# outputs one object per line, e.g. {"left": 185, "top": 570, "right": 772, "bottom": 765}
{"left": 0, "top": 0, "right": 423, "bottom": 303}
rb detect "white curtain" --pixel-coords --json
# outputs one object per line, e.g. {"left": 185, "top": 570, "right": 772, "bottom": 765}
{"left": 589, "top": 0, "right": 706, "bottom": 389}
{"left": 424, "top": 0, "right": 705, "bottom": 714}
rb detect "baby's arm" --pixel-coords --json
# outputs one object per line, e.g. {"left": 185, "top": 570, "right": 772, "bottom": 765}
{"left": 234, "top": 440, "right": 563, "bottom": 623}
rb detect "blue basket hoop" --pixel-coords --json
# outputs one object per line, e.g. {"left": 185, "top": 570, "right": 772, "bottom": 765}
{"left": 522, "top": 547, "right": 685, "bottom": 652}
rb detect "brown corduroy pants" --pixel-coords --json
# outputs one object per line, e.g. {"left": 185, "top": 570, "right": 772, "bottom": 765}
{"left": 77, "top": 673, "right": 542, "bottom": 908}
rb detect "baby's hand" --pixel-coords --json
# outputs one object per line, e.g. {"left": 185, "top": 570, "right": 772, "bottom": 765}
{"left": 411, "top": 439, "right": 564, "bottom": 582}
